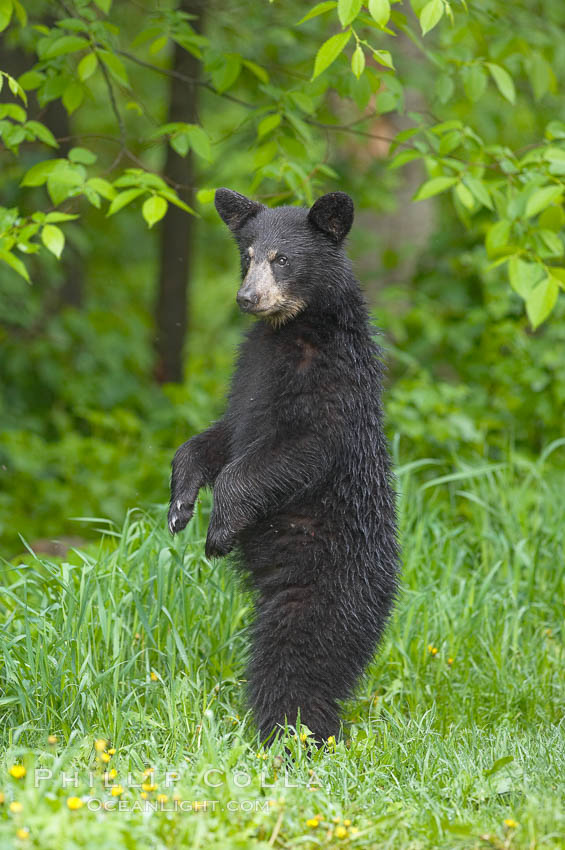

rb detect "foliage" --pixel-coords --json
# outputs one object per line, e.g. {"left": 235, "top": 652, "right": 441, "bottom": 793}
{"left": 1, "top": 1, "right": 565, "bottom": 323}
{"left": 1, "top": 0, "right": 565, "bottom": 547}
{"left": 1, "top": 455, "right": 564, "bottom": 847}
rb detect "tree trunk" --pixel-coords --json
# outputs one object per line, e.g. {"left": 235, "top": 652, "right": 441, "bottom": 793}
{"left": 154, "top": 1, "right": 203, "bottom": 384}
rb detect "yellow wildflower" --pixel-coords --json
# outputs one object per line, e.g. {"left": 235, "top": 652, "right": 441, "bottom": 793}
{"left": 504, "top": 818, "right": 519, "bottom": 829}
{"left": 150, "top": 671, "right": 159, "bottom": 681}
{"left": 344, "top": 819, "right": 351, "bottom": 826}
{"left": 335, "top": 825, "right": 348, "bottom": 839}
{"left": 16, "top": 828, "right": 29, "bottom": 840}
{"left": 10, "top": 801, "right": 23, "bottom": 813}
{"left": 47, "top": 735, "right": 58, "bottom": 745}
{"left": 448, "top": 657, "right": 454, "bottom": 666}
{"left": 0, "top": 791, "right": 4, "bottom": 804}
{"left": 140, "top": 792, "right": 147, "bottom": 800}
{"left": 306, "top": 818, "right": 319, "bottom": 828}
{"left": 9, "top": 765, "right": 26, "bottom": 780}
{"left": 99, "top": 753, "right": 111, "bottom": 764}
{"left": 427, "top": 644, "right": 438, "bottom": 655}
{"left": 67, "top": 797, "right": 84, "bottom": 810}
{"left": 111, "top": 785, "right": 124, "bottom": 797}
{"left": 351, "top": 826, "right": 359, "bottom": 834}
{"left": 156, "top": 794, "right": 168, "bottom": 803}
{"left": 107, "top": 768, "right": 118, "bottom": 780}
{"left": 332, "top": 816, "right": 341, "bottom": 823}
{"left": 95, "top": 739, "right": 106, "bottom": 752}
{"left": 107, "top": 748, "right": 116, "bottom": 755}
{"left": 143, "top": 767, "right": 155, "bottom": 777}
{"left": 141, "top": 782, "right": 157, "bottom": 792}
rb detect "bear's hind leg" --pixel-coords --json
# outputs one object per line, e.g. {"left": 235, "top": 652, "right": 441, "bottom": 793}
{"left": 247, "top": 586, "right": 359, "bottom": 744}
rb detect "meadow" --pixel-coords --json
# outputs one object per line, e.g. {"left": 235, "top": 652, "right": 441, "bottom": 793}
{"left": 1, "top": 446, "right": 564, "bottom": 849}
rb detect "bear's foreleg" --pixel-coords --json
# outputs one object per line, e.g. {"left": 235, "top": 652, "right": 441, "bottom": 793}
{"left": 205, "top": 434, "right": 333, "bottom": 557}
{"left": 169, "top": 419, "right": 230, "bottom": 534}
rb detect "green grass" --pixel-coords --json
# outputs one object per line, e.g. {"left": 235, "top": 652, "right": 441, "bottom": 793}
{"left": 1, "top": 445, "right": 564, "bottom": 849}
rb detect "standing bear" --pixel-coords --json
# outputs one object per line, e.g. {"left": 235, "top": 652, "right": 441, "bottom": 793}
{"left": 168, "top": 189, "right": 399, "bottom": 743}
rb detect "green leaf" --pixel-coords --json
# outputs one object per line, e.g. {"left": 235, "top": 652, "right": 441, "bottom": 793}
{"left": 531, "top": 53, "right": 556, "bottom": 101}
{"left": 46, "top": 165, "right": 84, "bottom": 205}
{"left": 525, "top": 185, "right": 563, "bottom": 218}
{"left": 289, "top": 91, "right": 315, "bottom": 114}
{"left": 41, "top": 224, "right": 65, "bottom": 259}
{"left": 0, "top": 248, "right": 29, "bottom": 282}
{"left": 196, "top": 188, "right": 215, "bottom": 204}
{"left": 187, "top": 125, "right": 212, "bottom": 161}
{"left": 44, "top": 35, "right": 88, "bottom": 59}
{"left": 337, "top": 0, "right": 361, "bottom": 27}
{"left": 258, "top": 113, "right": 282, "bottom": 139}
{"left": 78, "top": 53, "right": 98, "bottom": 82}
{"left": 171, "top": 133, "right": 190, "bottom": 157}
{"left": 368, "top": 0, "right": 390, "bottom": 27}
{"left": 142, "top": 195, "right": 168, "bottom": 228}
{"left": 44, "top": 212, "right": 79, "bottom": 223}
{"left": 486, "top": 63, "right": 516, "bottom": 104}
{"left": 150, "top": 35, "right": 168, "bottom": 55}
{"left": 413, "top": 176, "right": 457, "bottom": 201}
{"left": 483, "top": 756, "right": 514, "bottom": 777}
{"left": 107, "top": 188, "right": 145, "bottom": 216}
{"left": 546, "top": 121, "right": 565, "bottom": 141}
{"left": 62, "top": 82, "right": 84, "bottom": 114}
{"left": 0, "top": 103, "right": 25, "bottom": 121}
{"left": 69, "top": 146, "right": 97, "bottom": 165}
{"left": 455, "top": 182, "right": 474, "bottom": 210}
{"left": 526, "top": 275, "right": 559, "bottom": 329}
{"left": 253, "top": 140, "right": 278, "bottom": 169}
{"left": 486, "top": 220, "right": 511, "bottom": 257}
{"left": 12, "top": 0, "right": 25, "bottom": 25}
{"left": 370, "top": 48, "right": 394, "bottom": 69}
{"left": 86, "top": 177, "right": 116, "bottom": 200}
{"left": 508, "top": 257, "right": 544, "bottom": 298}
{"left": 388, "top": 149, "right": 422, "bottom": 170}
{"left": 99, "top": 51, "right": 129, "bottom": 86}
{"left": 211, "top": 54, "right": 241, "bottom": 93}
{"left": 312, "top": 30, "right": 351, "bottom": 79}
{"left": 463, "top": 176, "right": 493, "bottom": 210}
{"left": 0, "top": 0, "right": 13, "bottom": 32}
{"left": 538, "top": 229, "right": 562, "bottom": 256}
{"left": 351, "top": 45, "right": 365, "bottom": 79}
{"left": 463, "top": 64, "right": 487, "bottom": 102}
{"left": 549, "top": 268, "right": 565, "bottom": 289}
{"left": 420, "top": 0, "right": 443, "bottom": 35}
{"left": 94, "top": 0, "right": 112, "bottom": 12}
{"left": 435, "top": 73, "right": 454, "bottom": 104}
{"left": 25, "top": 121, "right": 58, "bottom": 147}
{"left": 242, "top": 59, "right": 269, "bottom": 84}
{"left": 20, "top": 159, "right": 60, "bottom": 187}
{"left": 18, "top": 70, "right": 44, "bottom": 91}
{"left": 297, "top": 1, "right": 337, "bottom": 25}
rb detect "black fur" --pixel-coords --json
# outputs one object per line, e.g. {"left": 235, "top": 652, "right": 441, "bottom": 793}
{"left": 169, "top": 189, "right": 400, "bottom": 743}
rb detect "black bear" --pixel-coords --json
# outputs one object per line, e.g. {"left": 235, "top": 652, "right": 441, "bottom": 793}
{"left": 168, "top": 189, "right": 399, "bottom": 743}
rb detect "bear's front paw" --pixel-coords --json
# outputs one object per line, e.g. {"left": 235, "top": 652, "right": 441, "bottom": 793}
{"left": 205, "top": 520, "right": 235, "bottom": 559}
{"left": 168, "top": 496, "right": 196, "bottom": 535}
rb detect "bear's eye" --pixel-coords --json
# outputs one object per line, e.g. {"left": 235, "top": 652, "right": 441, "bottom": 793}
{"left": 276, "top": 255, "right": 288, "bottom": 267}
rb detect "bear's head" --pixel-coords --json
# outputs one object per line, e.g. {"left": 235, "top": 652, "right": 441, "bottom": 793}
{"left": 215, "top": 188, "right": 354, "bottom": 325}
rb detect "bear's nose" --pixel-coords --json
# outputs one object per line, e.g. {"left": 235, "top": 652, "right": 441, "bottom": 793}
{"left": 237, "top": 291, "right": 258, "bottom": 312}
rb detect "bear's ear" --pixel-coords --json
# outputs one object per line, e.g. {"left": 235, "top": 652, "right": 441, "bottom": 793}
{"left": 215, "top": 188, "right": 263, "bottom": 232}
{"left": 307, "top": 192, "right": 354, "bottom": 244}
